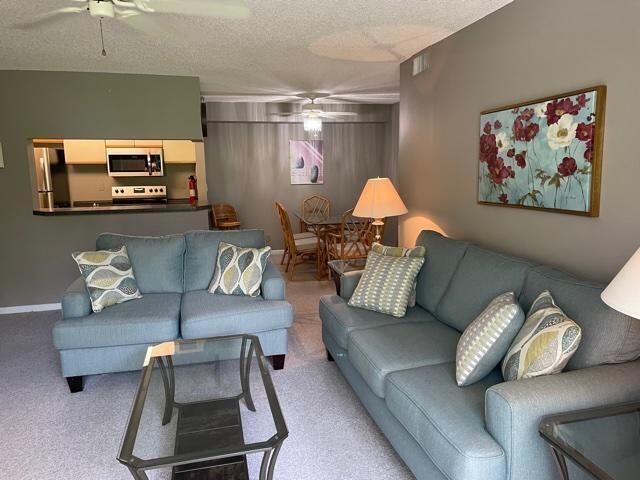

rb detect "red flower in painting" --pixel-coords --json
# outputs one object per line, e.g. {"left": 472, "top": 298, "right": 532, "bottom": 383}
{"left": 558, "top": 157, "right": 578, "bottom": 177}
{"left": 487, "top": 157, "right": 515, "bottom": 184}
{"left": 513, "top": 117, "right": 540, "bottom": 142}
{"left": 576, "top": 122, "right": 594, "bottom": 142}
{"left": 494, "top": 120, "right": 502, "bottom": 129}
{"left": 483, "top": 122, "right": 492, "bottom": 134}
{"left": 507, "top": 148, "right": 515, "bottom": 158}
{"left": 515, "top": 151, "right": 527, "bottom": 168}
{"left": 584, "top": 140, "right": 594, "bottom": 163}
{"left": 498, "top": 193, "right": 508, "bottom": 204}
{"left": 545, "top": 97, "right": 582, "bottom": 125}
{"left": 577, "top": 93, "right": 588, "bottom": 108}
{"left": 479, "top": 134, "right": 498, "bottom": 163}
{"left": 520, "top": 108, "right": 535, "bottom": 121}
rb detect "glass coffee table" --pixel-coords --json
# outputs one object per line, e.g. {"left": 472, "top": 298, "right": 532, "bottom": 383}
{"left": 539, "top": 402, "right": 640, "bottom": 479}
{"left": 118, "top": 335, "right": 288, "bottom": 480}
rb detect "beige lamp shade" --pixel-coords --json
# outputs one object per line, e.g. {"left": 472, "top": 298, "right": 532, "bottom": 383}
{"left": 601, "top": 247, "right": 640, "bottom": 319}
{"left": 353, "top": 177, "right": 408, "bottom": 220}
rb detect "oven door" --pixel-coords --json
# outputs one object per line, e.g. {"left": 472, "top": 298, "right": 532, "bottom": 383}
{"left": 107, "top": 148, "right": 164, "bottom": 177}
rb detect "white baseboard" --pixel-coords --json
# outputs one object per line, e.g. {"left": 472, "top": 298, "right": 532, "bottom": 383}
{"left": 271, "top": 249, "right": 285, "bottom": 255}
{"left": 0, "top": 303, "right": 61, "bottom": 315}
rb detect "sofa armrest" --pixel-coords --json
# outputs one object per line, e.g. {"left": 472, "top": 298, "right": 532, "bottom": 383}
{"left": 261, "top": 260, "right": 286, "bottom": 301}
{"left": 339, "top": 270, "right": 364, "bottom": 300}
{"left": 61, "top": 276, "right": 92, "bottom": 319}
{"left": 485, "top": 361, "right": 640, "bottom": 480}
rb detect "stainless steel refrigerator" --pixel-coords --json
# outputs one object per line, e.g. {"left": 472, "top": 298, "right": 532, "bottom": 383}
{"left": 33, "top": 147, "right": 57, "bottom": 208}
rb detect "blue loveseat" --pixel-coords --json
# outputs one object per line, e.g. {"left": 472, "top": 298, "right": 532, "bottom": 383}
{"left": 320, "top": 230, "right": 640, "bottom": 480}
{"left": 53, "top": 229, "right": 293, "bottom": 392}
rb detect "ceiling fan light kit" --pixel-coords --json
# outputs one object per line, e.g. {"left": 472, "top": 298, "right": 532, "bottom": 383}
{"left": 303, "top": 116, "right": 322, "bottom": 137}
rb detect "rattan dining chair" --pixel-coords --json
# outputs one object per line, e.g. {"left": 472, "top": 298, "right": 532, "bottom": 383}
{"left": 212, "top": 204, "right": 241, "bottom": 230}
{"left": 275, "top": 202, "right": 320, "bottom": 280}
{"left": 300, "top": 195, "right": 330, "bottom": 233}
{"left": 325, "top": 208, "right": 374, "bottom": 265}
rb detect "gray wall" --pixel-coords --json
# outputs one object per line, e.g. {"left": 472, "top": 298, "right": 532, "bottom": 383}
{"left": 0, "top": 70, "right": 206, "bottom": 307}
{"left": 398, "top": 0, "right": 640, "bottom": 282}
{"left": 205, "top": 102, "right": 398, "bottom": 249}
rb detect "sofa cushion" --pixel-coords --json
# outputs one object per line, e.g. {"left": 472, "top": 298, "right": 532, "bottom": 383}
{"left": 319, "top": 295, "right": 435, "bottom": 350}
{"left": 96, "top": 233, "right": 185, "bottom": 294}
{"left": 72, "top": 245, "right": 142, "bottom": 313}
{"left": 386, "top": 363, "right": 506, "bottom": 480}
{"left": 184, "top": 230, "right": 266, "bottom": 292}
{"left": 180, "top": 290, "right": 293, "bottom": 338}
{"left": 436, "top": 246, "right": 534, "bottom": 332}
{"left": 414, "top": 230, "right": 469, "bottom": 313}
{"left": 347, "top": 322, "right": 460, "bottom": 397}
{"left": 521, "top": 266, "right": 640, "bottom": 370}
{"left": 348, "top": 250, "right": 425, "bottom": 317}
{"left": 53, "top": 293, "right": 180, "bottom": 349}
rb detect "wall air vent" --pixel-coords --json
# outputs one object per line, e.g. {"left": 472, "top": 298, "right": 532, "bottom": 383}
{"left": 412, "top": 51, "right": 430, "bottom": 76}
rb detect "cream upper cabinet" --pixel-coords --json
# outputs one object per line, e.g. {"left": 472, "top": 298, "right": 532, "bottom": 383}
{"left": 63, "top": 139, "right": 107, "bottom": 164}
{"left": 135, "top": 139, "right": 163, "bottom": 147}
{"left": 105, "top": 139, "right": 134, "bottom": 147}
{"left": 163, "top": 140, "right": 196, "bottom": 164}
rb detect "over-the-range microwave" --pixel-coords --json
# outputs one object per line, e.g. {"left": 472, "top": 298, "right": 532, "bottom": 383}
{"left": 106, "top": 148, "right": 164, "bottom": 177}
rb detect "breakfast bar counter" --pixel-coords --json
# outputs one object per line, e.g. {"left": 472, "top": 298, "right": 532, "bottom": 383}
{"left": 33, "top": 201, "right": 211, "bottom": 216}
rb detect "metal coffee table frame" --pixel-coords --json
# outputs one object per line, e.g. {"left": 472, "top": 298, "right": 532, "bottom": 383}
{"left": 118, "top": 334, "right": 288, "bottom": 480}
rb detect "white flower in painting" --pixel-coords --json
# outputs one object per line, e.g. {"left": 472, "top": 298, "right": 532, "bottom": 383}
{"left": 547, "top": 113, "right": 577, "bottom": 150}
{"left": 495, "top": 131, "right": 512, "bottom": 153}
{"left": 535, "top": 103, "right": 547, "bottom": 118}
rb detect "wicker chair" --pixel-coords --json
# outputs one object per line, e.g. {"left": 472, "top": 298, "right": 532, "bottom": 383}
{"left": 275, "top": 202, "right": 320, "bottom": 280}
{"left": 300, "top": 195, "right": 330, "bottom": 233}
{"left": 212, "top": 204, "right": 241, "bottom": 230}
{"left": 325, "top": 209, "right": 374, "bottom": 265}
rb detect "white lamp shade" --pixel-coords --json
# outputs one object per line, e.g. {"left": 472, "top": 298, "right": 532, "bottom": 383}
{"left": 353, "top": 177, "right": 408, "bottom": 219}
{"left": 601, "top": 247, "right": 640, "bottom": 319}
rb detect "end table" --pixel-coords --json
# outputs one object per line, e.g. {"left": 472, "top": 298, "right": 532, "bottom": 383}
{"left": 327, "top": 258, "right": 367, "bottom": 295}
{"left": 539, "top": 401, "right": 640, "bottom": 480}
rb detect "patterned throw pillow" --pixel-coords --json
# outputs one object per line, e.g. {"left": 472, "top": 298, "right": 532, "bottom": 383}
{"left": 208, "top": 242, "right": 271, "bottom": 297}
{"left": 348, "top": 250, "right": 425, "bottom": 317}
{"left": 72, "top": 246, "right": 142, "bottom": 313}
{"left": 371, "top": 243, "right": 426, "bottom": 307}
{"left": 502, "top": 290, "right": 582, "bottom": 381}
{"left": 456, "top": 292, "right": 525, "bottom": 387}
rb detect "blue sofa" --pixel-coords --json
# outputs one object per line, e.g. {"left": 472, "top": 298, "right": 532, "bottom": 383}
{"left": 53, "top": 229, "right": 293, "bottom": 393}
{"left": 320, "top": 230, "right": 640, "bottom": 480}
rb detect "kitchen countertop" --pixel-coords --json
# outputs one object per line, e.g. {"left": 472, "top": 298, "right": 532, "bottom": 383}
{"left": 33, "top": 200, "right": 212, "bottom": 216}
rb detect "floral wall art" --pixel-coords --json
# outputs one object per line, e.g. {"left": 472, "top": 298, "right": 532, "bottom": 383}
{"left": 290, "top": 140, "right": 324, "bottom": 184}
{"left": 478, "top": 86, "right": 606, "bottom": 216}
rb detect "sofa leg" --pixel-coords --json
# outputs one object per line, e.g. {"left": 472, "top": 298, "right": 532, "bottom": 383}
{"left": 270, "top": 354, "right": 285, "bottom": 370}
{"left": 326, "top": 349, "right": 335, "bottom": 362}
{"left": 66, "top": 376, "right": 84, "bottom": 393}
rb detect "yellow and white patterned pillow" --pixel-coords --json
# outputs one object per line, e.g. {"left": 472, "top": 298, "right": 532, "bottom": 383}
{"left": 208, "top": 242, "right": 271, "bottom": 297}
{"left": 72, "top": 245, "right": 142, "bottom": 313}
{"left": 502, "top": 290, "right": 581, "bottom": 381}
{"left": 371, "top": 243, "right": 426, "bottom": 307}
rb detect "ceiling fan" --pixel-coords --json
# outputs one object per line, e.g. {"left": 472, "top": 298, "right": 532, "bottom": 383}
{"left": 15, "top": 0, "right": 250, "bottom": 55}
{"left": 272, "top": 94, "right": 358, "bottom": 136}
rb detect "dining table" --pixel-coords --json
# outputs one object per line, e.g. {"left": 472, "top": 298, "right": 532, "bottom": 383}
{"left": 294, "top": 211, "right": 344, "bottom": 278}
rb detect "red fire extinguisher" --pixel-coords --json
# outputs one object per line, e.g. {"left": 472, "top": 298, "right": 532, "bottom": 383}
{"left": 188, "top": 175, "right": 198, "bottom": 205}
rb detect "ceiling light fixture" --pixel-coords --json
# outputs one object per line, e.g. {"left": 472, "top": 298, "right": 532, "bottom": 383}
{"left": 303, "top": 116, "right": 322, "bottom": 137}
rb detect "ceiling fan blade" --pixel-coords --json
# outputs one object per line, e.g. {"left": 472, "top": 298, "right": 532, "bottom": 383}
{"left": 13, "top": 7, "right": 86, "bottom": 29}
{"left": 319, "top": 111, "right": 359, "bottom": 117}
{"left": 267, "top": 112, "right": 301, "bottom": 117}
{"left": 119, "top": 13, "right": 161, "bottom": 35}
{"left": 145, "top": 0, "right": 250, "bottom": 18}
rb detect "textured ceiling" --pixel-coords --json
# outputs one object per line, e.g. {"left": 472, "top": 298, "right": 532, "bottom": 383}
{"left": 0, "top": 0, "right": 511, "bottom": 100}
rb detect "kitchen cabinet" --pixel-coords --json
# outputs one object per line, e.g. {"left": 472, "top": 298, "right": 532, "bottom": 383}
{"left": 162, "top": 140, "right": 196, "bottom": 164}
{"left": 105, "top": 139, "right": 134, "bottom": 147}
{"left": 63, "top": 139, "right": 107, "bottom": 164}
{"left": 134, "top": 140, "right": 163, "bottom": 147}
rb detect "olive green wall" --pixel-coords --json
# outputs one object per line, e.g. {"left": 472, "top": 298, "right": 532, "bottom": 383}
{"left": 0, "top": 70, "right": 206, "bottom": 307}
{"left": 398, "top": 0, "right": 640, "bottom": 282}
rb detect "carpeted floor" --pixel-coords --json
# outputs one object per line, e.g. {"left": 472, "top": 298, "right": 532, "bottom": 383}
{"left": 0, "top": 260, "right": 414, "bottom": 480}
